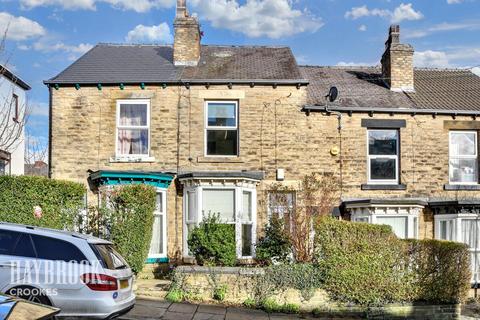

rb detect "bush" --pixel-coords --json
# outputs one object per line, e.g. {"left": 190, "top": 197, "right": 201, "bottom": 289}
{"left": 0, "top": 175, "right": 85, "bottom": 229}
{"left": 407, "top": 239, "right": 471, "bottom": 304}
{"left": 314, "top": 217, "right": 471, "bottom": 306}
{"left": 188, "top": 214, "right": 236, "bottom": 266}
{"left": 256, "top": 215, "right": 292, "bottom": 265}
{"left": 165, "top": 288, "right": 184, "bottom": 303}
{"left": 104, "top": 185, "right": 157, "bottom": 274}
{"left": 213, "top": 284, "right": 228, "bottom": 301}
{"left": 315, "top": 217, "right": 410, "bottom": 305}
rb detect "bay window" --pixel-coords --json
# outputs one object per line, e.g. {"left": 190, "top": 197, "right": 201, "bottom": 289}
{"left": 435, "top": 214, "right": 480, "bottom": 283}
{"left": 449, "top": 131, "right": 478, "bottom": 184}
{"left": 205, "top": 101, "right": 238, "bottom": 156}
{"left": 116, "top": 100, "right": 150, "bottom": 158}
{"left": 367, "top": 129, "right": 399, "bottom": 184}
{"left": 183, "top": 184, "right": 256, "bottom": 259}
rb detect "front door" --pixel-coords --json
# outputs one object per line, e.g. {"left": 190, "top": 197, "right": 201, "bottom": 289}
{"left": 148, "top": 190, "right": 167, "bottom": 260}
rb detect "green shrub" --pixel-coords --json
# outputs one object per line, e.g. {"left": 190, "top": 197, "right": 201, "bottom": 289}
{"left": 314, "top": 217, "right": 412, "bottom": 306}
{"left": 105, "top": 185, "right": 157, "bottom": 274}
{"left": 243, "top": 297, "right": 256, "bottom": 308}
{"left": 261, "top": 298, "right": 300, "bottom": 314}
{"left": 165, "top": 288, "right": 184, "bottom": 303}
{"left": 407, "top": 239, "right": 471, "bottom": 304}
{"left": 0, "top": 175, "right": 85, "bottom": 229}
{"left": 282, "top": 303, "right": 300, "bottom": 314}
{"left": 188, "top": 214, "right": 236, "bottom": 266}
{"left": 213, "top": 284, "right": 228, "bottom": 301}
{"left": 256, "top": 215, "right": 292, "bottom": 265}
{"left": 314, "top": 217, "right": 471, "bottom": 306}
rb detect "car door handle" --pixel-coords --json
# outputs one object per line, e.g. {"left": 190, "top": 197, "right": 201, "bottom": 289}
{"left": 0, "top": 263, "right": 14, "bottom": 268}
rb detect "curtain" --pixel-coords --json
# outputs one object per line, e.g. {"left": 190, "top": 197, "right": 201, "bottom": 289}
{"left": 118, "top": 104, "right": 148, "bottom": 155}
{"left": 462, "top": 220, "right": 480, "bottom": 249}
{"left": 242, "top": 191, "right": 252, "bottom": 221}
{"left": 202, "top": 189, "right": 235, "bottom": 222}
{"left": 149, "top": 215, "right": 163, "bottom": 255}
{"left": 120, "top": 104, "right": 147, "bottom": 126}
{"left": 376, "top": 216, "right": 408, "bottom": 239}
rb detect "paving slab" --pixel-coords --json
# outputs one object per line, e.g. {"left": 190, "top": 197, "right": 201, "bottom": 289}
{"left": 192, "top": 312, "right": 226, "bottom": 320}
{"left": 135, "top": 299, "right": 172, "bottom": 309}
{"left": 168, "top": 302, "right": 198, "bottom": 314}
{"left": 120, "top": 304, "right": 166, "bottom": 319}
{"left": 197, "top": 305, "right": 227, "bottom": 315}
{"left": 226, "top": 307, "right": 269, "bottom": 320}
{"left": 162, "top": 311, "right": 195, "bottom": 320}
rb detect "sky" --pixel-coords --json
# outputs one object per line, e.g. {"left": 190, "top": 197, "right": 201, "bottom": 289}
{"left": 1, "top": 0, "right": 479, "bottom": 156}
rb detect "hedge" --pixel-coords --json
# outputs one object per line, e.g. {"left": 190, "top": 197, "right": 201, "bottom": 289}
{"left": 0, "top": 175, "right": 85, "bottom": 229}
{"left": 103, "top": 184, "right": 157, "bottom": 274}
{"left": 314, "top": 217, "right": 471, "bottom": 306}
{"left": 407, "top": 239, "right": 471, "bottom": 304}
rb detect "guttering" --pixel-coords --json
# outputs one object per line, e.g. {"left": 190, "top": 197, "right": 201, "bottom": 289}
{"left": 303, "top": 105, "right": 480, "bottom": 117}
{"left": 43, "top": 79, "right": 310, "bottom": 87}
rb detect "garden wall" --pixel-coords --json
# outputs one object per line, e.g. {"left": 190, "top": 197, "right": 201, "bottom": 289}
{"left": 175, "top": 266, "right": 462, "bottom": 320}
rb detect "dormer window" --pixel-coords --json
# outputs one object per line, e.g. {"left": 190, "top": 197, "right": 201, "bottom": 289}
{"left": 116, "top": 100, "right": 150, "bottom": 158}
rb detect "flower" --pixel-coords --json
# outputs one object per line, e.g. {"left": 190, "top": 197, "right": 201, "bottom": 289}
{"left": 33, "top": 206, "right": 43, "bottom": 219}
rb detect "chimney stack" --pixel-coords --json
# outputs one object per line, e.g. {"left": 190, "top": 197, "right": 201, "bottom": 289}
{"left": 381, "top": 25, "right": 415, "bottom": 92}
{"left": 174, "top": 0, "right": 201, "bottom": 66}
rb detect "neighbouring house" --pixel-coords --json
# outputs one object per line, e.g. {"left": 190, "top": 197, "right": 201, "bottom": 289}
{"left": 45, "top": 0, "right": 480, "bottom": 287}
{"left": 0, "top": 65, "right": 30, "bottom": 176}
{"left": 24, "top": 160, "right": 49, "bottom": 177}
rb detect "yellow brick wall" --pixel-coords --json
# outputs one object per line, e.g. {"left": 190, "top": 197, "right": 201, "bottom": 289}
{"left": 50, "top": 84, "right": 480, "bottom": 255}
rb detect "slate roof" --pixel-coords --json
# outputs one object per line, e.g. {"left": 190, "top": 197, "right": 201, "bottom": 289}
{"left": 300, "top": 66, "right": 480, "bottom": 112}
{"left": 45, "top": 44, "right": 306, "bottom": 85}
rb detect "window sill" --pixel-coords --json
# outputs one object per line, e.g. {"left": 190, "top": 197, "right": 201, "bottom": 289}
{"left": 197, "top": 156, "right": 244, "bottom": 163}
{"left": 361, "top": 184, "right": 407, "bottom": 191}
{"left": 444, "top": 184, "right": 480, "bottom": 191}
{"left": 109, "top": 157, "right": 156, "bottom": 163}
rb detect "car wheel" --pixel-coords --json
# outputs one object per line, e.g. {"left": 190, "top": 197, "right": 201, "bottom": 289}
{"left": 6, "top": 286, "right": 52, "bottom": 305}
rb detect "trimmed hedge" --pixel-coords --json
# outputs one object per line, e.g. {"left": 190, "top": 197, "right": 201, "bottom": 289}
{"left": 0, "top": 175, "right": 85, "bottom": 229}
{"left": 314, "top": 217, "right": 471, "bottom": 306}
{"left": 407, "top": 239, "right": 471, "bottom": 304}
{"left": 105, "top": 184, "right": 157, "bottom": 274}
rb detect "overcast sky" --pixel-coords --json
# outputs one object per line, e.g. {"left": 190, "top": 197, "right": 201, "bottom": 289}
{"left": 1, "top": 0, "right": 479, "bottom": 151}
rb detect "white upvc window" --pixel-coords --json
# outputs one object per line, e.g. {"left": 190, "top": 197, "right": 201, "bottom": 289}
{"left": 183, "top": 185, "right": 256, "bottom": 259}
{"left": 352, "top": 214, "right": 417, "bottom": 239}
{"left": 148, "top": 190, "right": 167, "bottom": 259}
{"left": 367, "top": 129, "right": 399, "bottom": 184}
{"left": 449, "top": 131, "right": 478, "bottom": 184}
{"left": 435, "top": 214, "right": 480, "bottom": 283}
{"left": 205, "top": 101, "right": 239, "bottom": 157}
{"left": 116, "top": 99, "right": 150, "bottom": 159}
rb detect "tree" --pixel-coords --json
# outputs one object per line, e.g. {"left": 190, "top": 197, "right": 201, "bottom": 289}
{"left": 0, "top": 28, "right": 31, "bottom": 160}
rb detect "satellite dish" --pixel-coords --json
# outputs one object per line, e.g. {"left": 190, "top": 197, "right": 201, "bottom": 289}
{"left": 328, "top": 86, "right": 339, "bottom": 103}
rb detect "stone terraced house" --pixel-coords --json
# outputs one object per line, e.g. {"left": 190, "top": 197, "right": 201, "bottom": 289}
{"left": 45, "top": 1, "right": 480, "bottom": 285}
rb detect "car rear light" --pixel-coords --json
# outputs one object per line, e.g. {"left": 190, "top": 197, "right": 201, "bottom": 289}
{"left": 81, "top": 273, "right": 118, "bottom": 291}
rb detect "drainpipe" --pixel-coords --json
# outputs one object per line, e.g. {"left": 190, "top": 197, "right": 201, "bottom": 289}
{"left": 324, "top": 104, "right": 343, "bottom": 200}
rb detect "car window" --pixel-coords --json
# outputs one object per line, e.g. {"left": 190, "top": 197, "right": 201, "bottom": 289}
{"left": 0, "top": 230, "right": 20, "bottom": 255}
{"left": 31, "top": 234, "right": 88, "bottom": 263}
{"left": 91, "top": 244, "right": 128, "bottom": 270}
{"left": 11, "top": 234, "right": 36, "bottom": 258}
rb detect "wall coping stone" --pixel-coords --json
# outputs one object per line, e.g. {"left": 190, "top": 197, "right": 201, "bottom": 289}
{"left": 176, "top": 265, "right": 264, "bottom": 275}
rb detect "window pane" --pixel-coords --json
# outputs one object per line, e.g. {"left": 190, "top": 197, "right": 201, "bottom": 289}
{"left": 461, "top": 220, "right": 480, "bottom": 249}
{"left": 450, "top": 158, "right": 478, "bottom": 183}
{"left": 207, "top": 130, "right": 238, "bottom": 156}
{"left": 118, "top": 129, "right": 149, "bottom": 155}
{"left": 149, "top": 215, "right": 164, "bottom": 255}
{"left": 440, "top": 221, "right": 447, "bottom": 240}
{"left": 355, "top": 217, "right": 369, "bottom": 223}
{"left": 242, "top": 191, "right": 252, "bottom": 221}
{"left": 91, "top": 244, "right": 128, "bottom": 270}
{"left": 0, "top": 230, "right": 19, "bottom": 255}
{"left": 242, "top": 224, "right": 252, "bottom": 257}
{"left": 208, "top": 103, "right": 236, "bottom": 127}
{"left": 376, "top": 216, "right": 408, "bottom": 239}
{"left": 0, "top": 161, "right": 5, "bottom": 175}
{"left": 472, "top": 253, "right": 480, "bottom": 282}
{"left": 156, "top": 193, "right": 164, "bottom": 213}
{"left": 370, "top": 158, "right": 396, "bottom": 180}
{"left": 202, "top": 189, "right": 235, "bottom": 222}
{"left": 269, "top": 192, "right": 294, "bottom": 217}
{"left": 32, "top": 235, "right": 87, "bottom": 263}
{"left": 368, "top": 130, "right": 398, "bottom": 155}
{"left": 119, "top": 104, "right": 147, "bottom": 126}
{"left": 12, "top": 234, "right": 36, "bottom": 258}
{"left": 450, "top": 132, "right": 476, "bottom": 156}
{"left": 187, "top": 191, "right": 196, "bottom": 222}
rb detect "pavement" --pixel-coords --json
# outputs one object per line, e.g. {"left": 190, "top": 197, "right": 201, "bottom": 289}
{"left": 120, "top": 298, "right": 317, "bottom": 320}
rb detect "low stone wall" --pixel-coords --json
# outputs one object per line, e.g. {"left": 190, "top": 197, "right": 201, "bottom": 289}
{"left": 175, "top": 266, "right": 462, "bottom": 320}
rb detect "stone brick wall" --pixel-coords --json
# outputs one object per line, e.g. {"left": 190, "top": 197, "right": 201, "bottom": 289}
{"left": 50, "top": 83, "right": 480, "bottom": 255}
{"left": 173, "top": 17, "right": 200, "bottom": 66}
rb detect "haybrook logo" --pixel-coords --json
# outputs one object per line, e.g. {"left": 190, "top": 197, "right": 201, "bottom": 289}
{"left": 9, "top": 260, "right": 104, "bottom": 286}
{"left": 9, "top": 287, "right": 58, "bottom": 297}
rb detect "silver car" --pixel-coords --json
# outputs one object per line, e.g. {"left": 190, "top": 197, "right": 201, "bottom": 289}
{"left": 0, "top": 223, "right": 135, "bottom": 319}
